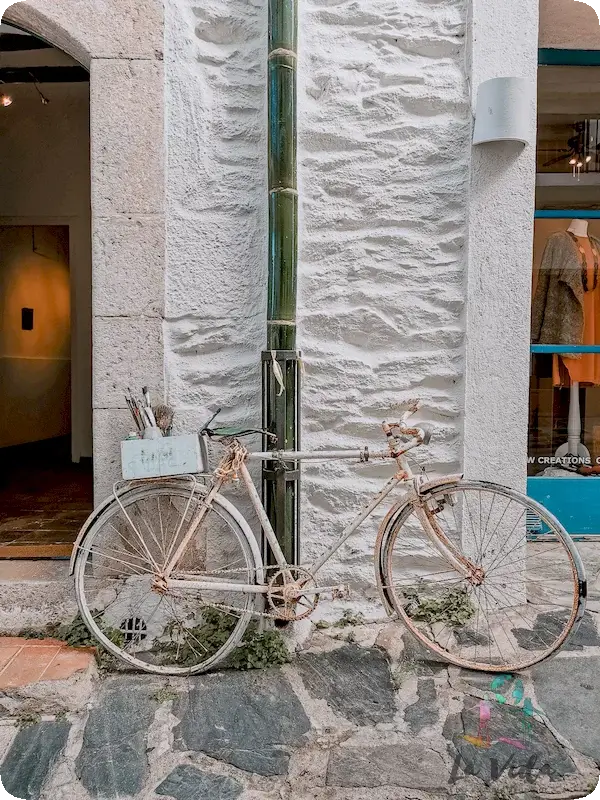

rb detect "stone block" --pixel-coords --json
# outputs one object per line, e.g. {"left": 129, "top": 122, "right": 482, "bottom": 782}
{"left": 296, "top": 645, "right": 397, "bottom": 726}
{"left": 155, "top": 765, "right": 243, "bottom": 800}
{"left": 75, "top": 679, "right": 157, "bottom": 797}
{"left": 93, "top": 317, "right": 164, "bottom": 409}
{"left": 533, "top": 656, "right": 600, "bottom": 764}
{"left": 1, "top": 719, "right": 70, "bottom": 800}
{"left": 93, "top": 215, "right": 165, "bottom": 317}
{"left": 92, "top": 408, "right": 133, "bottom": 503}
{"left": 6, "top": 0, "right": 164, "bottom": 63}
{"left": 327, "top": 742, "right": 448, "bottom": 789}
{"left": 443, "top": 698, "right": 576, "bottom": 786}
{"left": 90, "top": 59, "right": 165, "bottom": 216}
{"left": 173, "top": 670, "right": 311, "bottom": 776}
{"left": 404, "top": 678, "right": 439, "bottom": 734}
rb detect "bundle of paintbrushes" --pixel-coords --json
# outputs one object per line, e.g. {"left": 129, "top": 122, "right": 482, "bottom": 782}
{"left": 125, "top": 387, "right": 175, "bottom": 440}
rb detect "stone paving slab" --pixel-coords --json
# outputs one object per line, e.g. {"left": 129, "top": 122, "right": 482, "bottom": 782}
{"left": 296, "top": 645, "right": 397, "bottom": 726}
{"left": 173, "top": 669, "right": 311, "bottom": 776}
{"left": 155, "top": 764, "right": 243, "bottom": 800}
{"left": 75, "top": 678, "right": 159, "bottom": 797}
{"left": 2, "top": 720, "right": 70, "bottom": 800}
{"left": 327, "top": 742, "right": 448, "bottom": 789}
{"left": 532, "top": 655, "right": 600, "bottom": 764}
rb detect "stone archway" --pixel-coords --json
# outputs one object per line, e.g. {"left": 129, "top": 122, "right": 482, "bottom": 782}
{"left": 3, "top": 0, "right": 166, "bottom": 501}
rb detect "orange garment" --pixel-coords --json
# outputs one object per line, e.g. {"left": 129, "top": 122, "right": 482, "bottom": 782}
{"left": 553, "top": 236, "right": 600, "bottom": 386}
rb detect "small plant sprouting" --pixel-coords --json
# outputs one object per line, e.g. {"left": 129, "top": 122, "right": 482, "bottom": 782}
{"left": 402, "top": 585, "right": 475, "bottom": 628}
{"left": 152, "top": 687, "right": 179, "bottom": 704}
{"left": 334, "top": 610, "right": 366, "bottom": 628}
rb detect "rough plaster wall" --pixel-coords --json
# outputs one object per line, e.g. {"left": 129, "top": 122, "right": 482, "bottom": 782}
{"left": 297, "top": 0, "right": 469, "bottom": 602}
{"left": 540, "top": 0, "right": 600, "bottom": 48}
{"left": 462, "top": 0, "right": 538, "bottom": 490}
{"left": 164, "top": 0, "right": 268, "bottom": 437}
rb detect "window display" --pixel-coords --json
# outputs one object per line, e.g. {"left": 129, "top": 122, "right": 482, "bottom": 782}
{"left": 528, "top": 57, "right": 600, "bottom": 536}
{"left": 530, "top": 217, "right": 600, "bottom": 478}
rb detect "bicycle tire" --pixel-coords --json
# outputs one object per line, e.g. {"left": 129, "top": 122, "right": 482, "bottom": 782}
{"left": 73, "top": 479, "right": 263, "bottom": 675}
{"left": 376, "top": 480, "right": 586, "bottom": 672}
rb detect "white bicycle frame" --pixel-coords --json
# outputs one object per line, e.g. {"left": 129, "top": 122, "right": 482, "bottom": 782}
{"left": 166, "top": 418, "right": 473, "bottom": 597}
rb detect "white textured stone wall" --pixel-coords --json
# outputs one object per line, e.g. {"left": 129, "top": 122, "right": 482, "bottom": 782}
{"left": 164, "top": 0, "right": 268, "bottom": 434}
{"left": 165, "top": 0, "right": 469, "bottom": 606}
{"left": 165, "top": 0, "right": 469, "bottom": 600}
{"left": 297, "top": 0, "right": 469, "bottom": 597}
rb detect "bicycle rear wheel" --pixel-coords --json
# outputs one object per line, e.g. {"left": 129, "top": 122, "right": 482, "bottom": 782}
{"left": 377, "top": 481, "right": 586, "bottom": 672}
{"left": 73, "top": 480, "right": 262, "bottom": 675}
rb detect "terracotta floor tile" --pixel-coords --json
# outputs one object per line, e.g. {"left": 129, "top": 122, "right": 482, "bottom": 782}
{"left": 0, "top": 647, "right": 21, "bottom": 672}
{"left": 40, "top": 648, "right": 94, "bottom": 681}
{"left": 0, "top": 645, "right": 63, "bottom": 688}
{"left": 0, "top": 637, "right": 65, "bottom": 648}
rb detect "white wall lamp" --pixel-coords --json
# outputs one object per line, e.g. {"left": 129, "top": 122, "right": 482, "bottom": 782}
{"left": 472, "top": 77, "right": 533, "bottom": 147}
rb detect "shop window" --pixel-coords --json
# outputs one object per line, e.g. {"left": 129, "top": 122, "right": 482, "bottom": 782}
{"left": 528, "top": 51, "right": 600, "bottom": 535}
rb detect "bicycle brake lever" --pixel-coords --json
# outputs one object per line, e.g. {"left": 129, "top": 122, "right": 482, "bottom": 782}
{"left": 200, "top": 407, "right": 222, "bottom": 433}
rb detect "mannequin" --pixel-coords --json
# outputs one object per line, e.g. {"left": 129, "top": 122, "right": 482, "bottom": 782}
{"left": 555, "top": 219, "right": 592, "bottom": 463}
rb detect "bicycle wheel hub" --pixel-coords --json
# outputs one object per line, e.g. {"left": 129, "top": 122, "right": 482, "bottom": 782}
{"left": 152, "top": 575, "right": 169, "bottom": 595}
{"left": 468, "top": 566, "right": 485, "bottom": 586}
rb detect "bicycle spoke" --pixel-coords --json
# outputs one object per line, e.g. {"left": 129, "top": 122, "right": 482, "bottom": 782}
{"left": 75, "top": 486, "right": 256, "bottom": 675}
{"left": 381, "top": 483, "right": 582, "bottom": 672}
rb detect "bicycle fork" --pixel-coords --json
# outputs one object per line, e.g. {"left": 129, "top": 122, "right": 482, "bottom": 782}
{"left": 413, "top": 497, "right": 484, "bottom": 586}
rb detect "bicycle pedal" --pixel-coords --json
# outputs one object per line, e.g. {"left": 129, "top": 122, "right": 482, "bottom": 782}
{"left": 331, "top": 585, "right": 350, "bottom": 600}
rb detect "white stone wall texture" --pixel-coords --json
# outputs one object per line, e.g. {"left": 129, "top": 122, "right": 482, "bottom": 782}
{"left": 165, "top": 0, "right": 470, "bottom": 610}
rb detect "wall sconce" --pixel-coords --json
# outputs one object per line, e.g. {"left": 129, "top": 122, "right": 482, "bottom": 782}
{"left": 472, "top": 77, "right": 533, "bottom": 147}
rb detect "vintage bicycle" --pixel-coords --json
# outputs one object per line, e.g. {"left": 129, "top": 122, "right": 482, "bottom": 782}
{"left": 71, "top": 402, "right": 587, "bottom": 675}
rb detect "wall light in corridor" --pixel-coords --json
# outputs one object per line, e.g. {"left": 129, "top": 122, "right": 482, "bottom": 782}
{"left": 0, "top": 94, "right": 12, "bottom": 107}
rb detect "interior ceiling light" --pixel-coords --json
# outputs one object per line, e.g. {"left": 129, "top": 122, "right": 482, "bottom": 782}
{"left": 29, "top": 72, "right": 50, "bottom": 105}
{"left": 544, "top": 120, "right": 600, "bottom": 181}
{"left": 0, "top": 93, "right": 12, "bottom": 107}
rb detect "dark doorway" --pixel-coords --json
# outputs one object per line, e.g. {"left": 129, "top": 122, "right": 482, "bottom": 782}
{"left": 0, "top": 22, "right": 93, "bottom": 558}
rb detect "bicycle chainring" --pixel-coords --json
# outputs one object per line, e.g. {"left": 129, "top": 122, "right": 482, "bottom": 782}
{"left": 266, "top": 566, "right": 319, "bottom": 622}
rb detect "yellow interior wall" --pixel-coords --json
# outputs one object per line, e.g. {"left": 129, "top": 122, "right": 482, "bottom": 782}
{"left": 0, "top": 226, "right": 71, "bottom": 448}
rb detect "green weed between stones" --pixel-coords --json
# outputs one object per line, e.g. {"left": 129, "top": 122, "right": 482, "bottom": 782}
{"left": 333, "top": 610, "right": 366, "bottom": 627}
{"left": 14, "top": 711, "right": 41, "bottom": 730}
{"left": 20, "top": 608, "right": 291, "bottom": 672}
{"left": 152, "top": 687, "right": 179, "bottom": 704}
{"left": 156, "top": 608, "right": 291, "bottom": 670}
{"left": 402, "top": 585, "right": 475, "bottom": 627}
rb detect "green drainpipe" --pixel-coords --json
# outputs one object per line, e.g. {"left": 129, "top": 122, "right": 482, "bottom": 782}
{"left": 262, "top": 0, "right": 300, "bottom": 565}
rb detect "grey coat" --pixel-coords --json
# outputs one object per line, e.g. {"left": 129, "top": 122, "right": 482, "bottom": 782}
{"left": 531, "top": 231, "right": 600, "bottom": 347}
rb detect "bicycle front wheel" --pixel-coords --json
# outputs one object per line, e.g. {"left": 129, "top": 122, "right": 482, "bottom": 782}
{"left": 377, "top": 481, "right": 586, "bottom": 672}
{"left": 73, "top": 480, "right": 262, "bottom": 675}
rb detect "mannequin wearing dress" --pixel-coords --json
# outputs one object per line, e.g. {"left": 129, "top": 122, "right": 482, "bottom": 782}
{"left": 552, "top": 220, "right": 600, "bottom": 461}
{"left": 553, "top": 220, "right": 600, "bottom": 386}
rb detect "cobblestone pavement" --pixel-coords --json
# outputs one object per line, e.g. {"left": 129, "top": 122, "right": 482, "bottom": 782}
{"left": 0, "top": 616, "right": 598, "bottom": 800}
